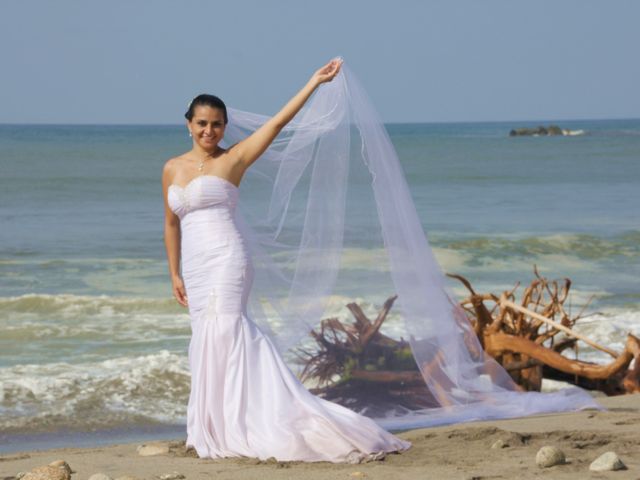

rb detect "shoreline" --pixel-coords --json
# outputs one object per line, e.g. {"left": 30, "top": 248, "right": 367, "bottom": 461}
{"left": 0, "top": 423, "right": 187, "bottom": 457}
{"left": 2, "top": 395, "right": 638, "bottom": 479}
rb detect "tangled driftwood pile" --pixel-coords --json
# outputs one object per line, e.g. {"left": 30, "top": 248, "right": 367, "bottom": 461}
{"left": 454, "top": 267, "right": 640, "bottom": 395}
{"left": 295, "top": 295, "right": 434, "bottom": 415}
{"left": 295, "top": 268, "right": 640, "bottom": 406}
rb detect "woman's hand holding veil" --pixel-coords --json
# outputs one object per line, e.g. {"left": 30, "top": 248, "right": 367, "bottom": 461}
{"left": 311, "top": 58, "right": 343, "bottom": 86}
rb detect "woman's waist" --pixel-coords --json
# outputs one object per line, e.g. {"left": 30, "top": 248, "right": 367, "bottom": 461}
{"left": 180, "top": 208, "right": 236, "bottom": 230}
{"left": 180, "top": 231, "right": 249, "bottom": 276}
{"left": 180, "top": 212, "right": 244, "bottom": 257}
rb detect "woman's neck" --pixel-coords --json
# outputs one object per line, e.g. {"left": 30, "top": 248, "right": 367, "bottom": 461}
{"left": 191, "top": 144, "right": 221, "bottom": 159}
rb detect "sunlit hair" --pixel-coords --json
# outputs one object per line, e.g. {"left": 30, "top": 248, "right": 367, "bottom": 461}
{"left": 185, "top": 94, "right": 228, "bottom": 124}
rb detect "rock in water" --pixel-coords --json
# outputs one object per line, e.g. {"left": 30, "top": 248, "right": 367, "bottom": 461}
{"left": 509, "top": 125, "right": 567, "bottom": 136}
{"left": 589, "top": 451, "right": 626, "bottom": 471}
{"left": 535, "top": 446, "right": 566, "bottom": 467}
{"left": 137, "top": 443, "right": 170, "bottom": 456}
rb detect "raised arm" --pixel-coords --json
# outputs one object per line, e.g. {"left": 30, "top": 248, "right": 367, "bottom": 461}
{"left": 233, "top": 58, "right": 343, "bottom": 169}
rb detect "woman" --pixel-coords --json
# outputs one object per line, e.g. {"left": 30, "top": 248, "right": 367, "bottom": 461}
{"left": 162, "top": 58, "right": 412, "bottom": 463}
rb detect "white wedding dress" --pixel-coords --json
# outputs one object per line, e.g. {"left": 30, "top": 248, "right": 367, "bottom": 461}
{"left": 167, "top": 173, "right": 412, "bottom": 463}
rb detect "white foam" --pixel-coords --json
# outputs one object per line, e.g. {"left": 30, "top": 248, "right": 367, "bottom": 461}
{"left": 0, "top": 350, "right": 190, "bottom": 429}
{"left": 567, "top": 309, "right": 640, "bottom": 363}
{"left": 562, "top": 129, "right": 586, "bottom": 136}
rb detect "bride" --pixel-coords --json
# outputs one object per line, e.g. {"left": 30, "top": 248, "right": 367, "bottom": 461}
{"left": 162, "top": 58, "right": 412, "bottom": 463}
{"left": 162, "top": 57, "right": 599, "bottom": 464}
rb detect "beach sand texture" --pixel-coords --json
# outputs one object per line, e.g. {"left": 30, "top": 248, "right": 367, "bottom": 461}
{"left": 1, "top": 395, "right": 638, "bottom": 480}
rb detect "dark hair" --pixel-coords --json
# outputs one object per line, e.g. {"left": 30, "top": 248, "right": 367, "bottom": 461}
{"left": 184, "top": 94, "right": 228, "bottom": 124}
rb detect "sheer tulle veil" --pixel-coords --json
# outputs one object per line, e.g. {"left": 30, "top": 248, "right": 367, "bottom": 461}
{"left": 220, "top": 59, "right": 600, "bottom": 430}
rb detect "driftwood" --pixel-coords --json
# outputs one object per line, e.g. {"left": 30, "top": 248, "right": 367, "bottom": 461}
{"left": 295, "top": 295, "right": 436, "bottom": 415}
{"left": 296, "top": 267, "right": 640, "bottom": 404}
{"left": 450, "top": 266, "right": 640, "bottom": 394}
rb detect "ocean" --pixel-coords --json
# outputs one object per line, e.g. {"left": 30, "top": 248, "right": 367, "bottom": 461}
{"left": 1, "top": 119, "right": 638, "bottom": 453}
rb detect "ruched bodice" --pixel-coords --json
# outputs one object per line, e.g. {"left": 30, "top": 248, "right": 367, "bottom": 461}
{"left": 168, "top": 175, "right": 249, "bottom": 322}
{"left": 168, "top": 172, "right": 411, "bottom": 463}
{"left": 168, "top": 174, "right": 239, "bottom": 219}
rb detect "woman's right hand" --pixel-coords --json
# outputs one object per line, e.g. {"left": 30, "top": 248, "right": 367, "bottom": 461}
{"left": 172, "top": 276, "right": 188, "bottom": 307}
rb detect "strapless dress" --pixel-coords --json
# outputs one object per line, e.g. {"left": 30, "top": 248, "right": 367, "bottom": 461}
{"left": 167, "top": 174, "right": 412, "bottom": 463}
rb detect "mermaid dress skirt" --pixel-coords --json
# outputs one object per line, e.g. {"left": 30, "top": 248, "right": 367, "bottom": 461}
{"left": 167, "top": 175, "right": 412, "bottom": 463}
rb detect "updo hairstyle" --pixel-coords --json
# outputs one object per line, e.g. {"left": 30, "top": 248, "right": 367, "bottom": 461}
{"left": 185, "top": 94, "right": 228, "bottom": 124}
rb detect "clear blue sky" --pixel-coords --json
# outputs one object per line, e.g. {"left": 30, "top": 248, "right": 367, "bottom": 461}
{"left": 2, "top": 0, "right": 639, "bottom": 124}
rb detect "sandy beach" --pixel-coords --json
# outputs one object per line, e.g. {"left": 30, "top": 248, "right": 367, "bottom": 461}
{"left": 1, "top": 394, "right": 638, "bottom": 480}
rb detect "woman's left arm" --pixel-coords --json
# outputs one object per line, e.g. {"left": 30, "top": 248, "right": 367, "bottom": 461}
{"left": 233, "top": 58, "right": 342, "bottom": 169}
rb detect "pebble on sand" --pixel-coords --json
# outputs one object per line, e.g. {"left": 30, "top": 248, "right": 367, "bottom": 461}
{"left": 156, "top": 473, "right": 185, "bottom": 480}
{"left": 136, "top": 443, "right": 170, "bottom": 456}
{"left": 21, "top": 460, "right": 72, "bottom": 480}
{"left": 87, "top": 474, "right": 113, "bottom": 480}
{"left": 535, "top": 446, "right": 566, "bottom": 468}
{"left": 490, "top": 439, "right": 509, "bottom": 449}
{"left": 589, "top": 451, "right": 626, "bottom": 471}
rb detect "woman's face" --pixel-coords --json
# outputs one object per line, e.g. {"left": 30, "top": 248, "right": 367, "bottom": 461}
{"left": 188, "top": 105, "right": 226, "bottom": 152}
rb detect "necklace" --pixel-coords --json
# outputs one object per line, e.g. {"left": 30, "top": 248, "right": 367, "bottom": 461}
{"left": 197, "top": 156, "right": 209, "bottom": 173}
{"left": 197, "top": 149, "right": 219, "bottom": 173}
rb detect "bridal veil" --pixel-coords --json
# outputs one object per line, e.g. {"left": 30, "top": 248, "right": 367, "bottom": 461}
{"left": 218, "top": 59, "right": 600, "bottom": 431}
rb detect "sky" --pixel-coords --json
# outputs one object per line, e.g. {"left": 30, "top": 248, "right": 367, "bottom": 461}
{"left": 2, "top": 0, "right": 639, "bottom": 124}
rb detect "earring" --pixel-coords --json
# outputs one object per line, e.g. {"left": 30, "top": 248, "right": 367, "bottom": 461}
{"left": 188, "top": 131, "right": 192, "bottom": 137}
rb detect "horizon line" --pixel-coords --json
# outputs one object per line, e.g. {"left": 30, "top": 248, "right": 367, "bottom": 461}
{"left": 1, "top": 116, "right": 639, "bottom": 127}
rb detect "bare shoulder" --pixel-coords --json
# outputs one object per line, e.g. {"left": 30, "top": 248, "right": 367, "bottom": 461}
{"left": 224, "top": 141, "right": 241, "bottom": 154}
{"left": 211, "top": 145, "right": 242, "bottom": 169}
{"left": 223, "top": 143, "right": 243, "bottom": 164}
{"left": 162, "top": 155, "right": 187, "bottom": 183}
